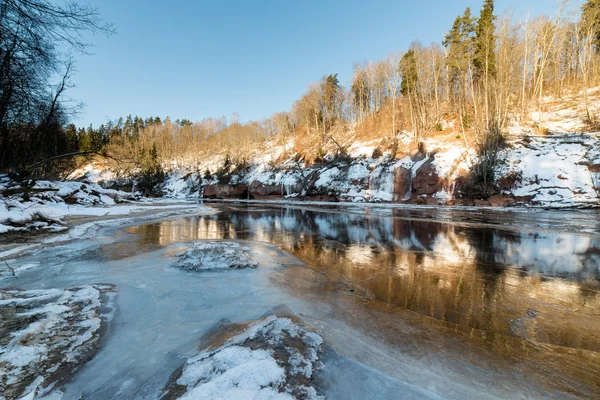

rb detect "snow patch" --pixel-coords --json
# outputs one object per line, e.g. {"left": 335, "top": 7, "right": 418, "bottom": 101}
{"left": 172, "top": 241, "right": 259, "bottom": 271}
{"left": 0, "top": 285, "right": 115, "bottom": 399}
{"left": 163, "top": 316, "right": 324, "bottom": 400}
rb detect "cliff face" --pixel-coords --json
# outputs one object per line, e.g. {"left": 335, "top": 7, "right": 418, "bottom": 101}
{"left": 70, "top": 131, "right": 599, "bottom": 208}
{"left": 154, "top": 132, "right": 599, "bottom": 208}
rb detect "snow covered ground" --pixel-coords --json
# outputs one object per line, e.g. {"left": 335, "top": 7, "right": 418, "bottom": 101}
{"left": 0, "top": 285, "right": 116, "bottom": 399}
{"left": 0, "top": 176, "right": 206, "bottom": 236}
{"left": 496, "top": 134, "right": 600, "bottom": 207}
{"left": 172, "top": 241, "right": 259, "bottom": 271}
{"left": 162, "top": 316, "right": 324, "bottom": 400}
{"left": 0, "top": 177, "right": 136, "bottom": 234}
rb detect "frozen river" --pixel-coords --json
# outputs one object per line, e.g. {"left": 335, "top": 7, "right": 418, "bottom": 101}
{"left": 3, "top": 203, "right": 600, "bottom": 399}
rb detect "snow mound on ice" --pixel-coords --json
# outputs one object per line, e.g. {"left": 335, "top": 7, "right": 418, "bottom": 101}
{"left": 162, "top": 316, "right": 324, "bottom": 400}
{"left": 173, "top": 241, "right": 259, "bottom": 271}
{"left": 0, "top": 284, "right": 115, "bottom": 399}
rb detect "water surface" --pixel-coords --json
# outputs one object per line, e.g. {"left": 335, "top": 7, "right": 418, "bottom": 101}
{"left": 4, "top": 203, "right": 600, "bottom": 398}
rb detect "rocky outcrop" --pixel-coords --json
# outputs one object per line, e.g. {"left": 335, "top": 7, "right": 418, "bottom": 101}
{"left": 164, "top": 133, "right": 599, "bottom": 208}
{"left": 412, "top": 160, "right": 442, "bottom": 196}
{"left": 392, "top": 167, "right": 411, "bottom": 202}
{"left": 203, "top": 184, "right": 248, "bottom": 199}
{"left": 249, "top": 181, "right": 284, "bottom": 199}
{"left": 248, "top": 181, "right": 302, "bottom": 200}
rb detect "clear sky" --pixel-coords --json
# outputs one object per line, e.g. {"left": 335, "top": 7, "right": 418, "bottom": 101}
{"left": 68, "top": 0, "right": 563, "bottom": 127}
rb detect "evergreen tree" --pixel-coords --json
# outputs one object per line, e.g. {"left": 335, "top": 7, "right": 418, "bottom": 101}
{"left": 124, "top": 115, "right": 134, "bottom": 136}
{"left": 400, "top": 50, "right": 418, "bottom": 96}
{"left": 582, "top": 0, "right": 600, "bottom": 52}
{"left": 322, "top": 74, "right": 341, "bottom": 128}
{"left": 64, "top": 124, "right": 79, "bottom": 151}
{"left": 443, "top": 8, "right": 476, "bottom": 100}
{"left": 351, "top": 69, "right": 370, "bottom": 120}
{"left": 474, "top": 0, "right": 496, "bottom": 78}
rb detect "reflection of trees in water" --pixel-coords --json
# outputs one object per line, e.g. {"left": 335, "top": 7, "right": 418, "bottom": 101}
{"left": 124, "top": 206, "right": 600, "bottom": 389}
{"left": 458, "top": 228, "right": 513, "bottom": 306}
{"left": 129, "top": 207, "right": 600, "bottom": 282}
{"left": 125, "top": 206, "right": 600, "bottom": 355}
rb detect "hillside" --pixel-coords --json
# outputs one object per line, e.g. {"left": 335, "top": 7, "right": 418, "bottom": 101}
{"left": 70, "top": 96, "right": 600, "bottom": 209}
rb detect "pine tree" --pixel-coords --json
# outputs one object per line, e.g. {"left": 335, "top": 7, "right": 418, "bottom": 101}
{"left": 474, "top": 0, "right": 496, "bottom": 78}
{"left": 443, "top": 8, "right": 476, "bottom": 101}
{"left": 582, "top": 0, "right": 600, "bottom": 52}
{"left": 64, "top": 124, "right": 79, "bottom": 151}
{"left": 124, "top": 115, "right": 134, "bottom": 136}
{"left": 400, "top": 50, "right": 418, "bottom": 96}
{"left": 322, "top": 74, "right": 340, "bottom": 128}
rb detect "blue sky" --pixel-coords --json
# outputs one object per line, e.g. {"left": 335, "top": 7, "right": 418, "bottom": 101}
{"left": 69, "top": 0, "right": 561, "bottom": 127}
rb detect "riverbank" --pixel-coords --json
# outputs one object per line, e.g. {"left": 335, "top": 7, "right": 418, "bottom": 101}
{"left": 0, "top": 202, "right": 214, "bottom": 262}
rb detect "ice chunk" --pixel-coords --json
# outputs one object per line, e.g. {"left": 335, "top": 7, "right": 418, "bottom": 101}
{"left": 172, "top": 241, "right": 259, "bottom": 271}
{"left": 162, "top": 316, "right": 324, "bottom": 400}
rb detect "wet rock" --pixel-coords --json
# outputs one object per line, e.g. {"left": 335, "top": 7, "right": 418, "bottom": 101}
{"left": 248, "top": 181, "right": 302, "bottom": 200}
{"left": 412, "top": 161, "right": 442, "bottom": 196}
{"left": 249, "top": 181, "right": 284, "bottom": 200}
{"left": 424, "top": 197, "right": 441, "bottom": 206}
{"left": 203, "top": 184, "right": 248, "bottom": 199}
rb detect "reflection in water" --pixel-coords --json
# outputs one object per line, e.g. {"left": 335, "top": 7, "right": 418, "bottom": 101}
{"left": 126, "top": 204, "right": 600, "bottom": 390}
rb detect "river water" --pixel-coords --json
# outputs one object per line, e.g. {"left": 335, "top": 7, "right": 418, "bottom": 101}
{"left": 4, "top": 203, "right": 600, "bottom": 399}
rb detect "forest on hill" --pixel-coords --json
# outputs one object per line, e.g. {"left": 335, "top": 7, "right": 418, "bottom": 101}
{"left": 2, "top": 0, "right": 600, "bottom": 198}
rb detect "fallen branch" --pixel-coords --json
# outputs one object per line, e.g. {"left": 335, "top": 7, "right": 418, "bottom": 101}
{"left": 1, "top": 187, "right": 59, "bottom": 197}
{"left": 5, "top": 261, "right": 16, "bottom": 277}
{"left": 23, "top": 151, "right": 124, "bottom": 175}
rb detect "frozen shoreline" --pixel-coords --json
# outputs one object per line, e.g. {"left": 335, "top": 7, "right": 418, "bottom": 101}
{"left": 0, "top": 202, "right": 215, "bottom": 262}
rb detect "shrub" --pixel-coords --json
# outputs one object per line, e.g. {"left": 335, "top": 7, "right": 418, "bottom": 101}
{"left": 461, "top": 124, "right": 507, "bottom": 199}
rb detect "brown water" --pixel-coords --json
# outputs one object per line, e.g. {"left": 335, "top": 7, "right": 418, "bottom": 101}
{"left": 125, "top": 203, "right": 600, "bottom": 397}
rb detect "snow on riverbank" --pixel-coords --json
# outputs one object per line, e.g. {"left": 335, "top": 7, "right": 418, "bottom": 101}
{"left": 0, "top": 285, "right": 116, "bottom": 399}
{"left": 0, "top": 177, "right": 136, "bottom": 233}
{"left": 0, "top": 204, "right": 213, "bottom": 262}
{"left": 61, "top": 129, "right": 600, "bottom": 209}
{"left": 161, "top": 316, "right": 324, "bottom": 400}
{"left": 172, "top": 241, "right": 258, "bottom": 271}
{"left": 0, "top": 176, "right": 205, "bottom": 235}
{"left": 496, "top": 134, "right": 600, "bottom": 207}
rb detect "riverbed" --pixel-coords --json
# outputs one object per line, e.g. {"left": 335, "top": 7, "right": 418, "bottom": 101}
{"left": 2, "top": 203, "right": 599, "bottom": 399}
